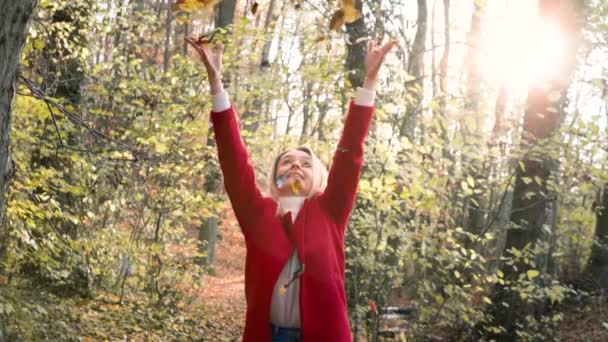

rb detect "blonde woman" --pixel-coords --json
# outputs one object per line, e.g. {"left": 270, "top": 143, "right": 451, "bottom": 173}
{"left": 187, "top": 37, "right": 395, "bottom": 341}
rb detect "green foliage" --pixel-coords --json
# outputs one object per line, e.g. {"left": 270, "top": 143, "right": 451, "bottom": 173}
{"left": 1, "top": 0, "right": 607, "bottom": 340}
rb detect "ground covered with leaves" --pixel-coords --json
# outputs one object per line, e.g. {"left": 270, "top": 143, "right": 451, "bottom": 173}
{"left": 0, "top": 212, "right": 246, "bottom": 341}
{"left": 2, "top": 210, "right": 607, "bottom": 341}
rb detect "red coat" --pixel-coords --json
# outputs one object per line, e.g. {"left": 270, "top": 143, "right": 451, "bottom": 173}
{"left": 211, "top": 101, "right": 374, "bottom": 341}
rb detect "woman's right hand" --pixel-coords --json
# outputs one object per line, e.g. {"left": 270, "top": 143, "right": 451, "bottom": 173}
{"left": 185, "top": 37, "right": 224, "bottom": 95}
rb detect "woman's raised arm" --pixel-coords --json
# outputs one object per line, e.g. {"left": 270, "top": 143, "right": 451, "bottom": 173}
{"left": 187, "top": 38, "right": 265, "bottom": 229}
{"left": 321, "top": 39, "right": 396, "bottom": 230}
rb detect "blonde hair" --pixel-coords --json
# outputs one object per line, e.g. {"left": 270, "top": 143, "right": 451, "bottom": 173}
{"left": 267, "top": 146, "right": 328, "bottom": 203}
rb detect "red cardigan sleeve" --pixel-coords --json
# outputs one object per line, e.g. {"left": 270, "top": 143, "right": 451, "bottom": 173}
{"left": 211, "top": 106, "right": 265, "bottom": 229}
{"left": 320, "top": 100, "right": 374, "bottom": 230}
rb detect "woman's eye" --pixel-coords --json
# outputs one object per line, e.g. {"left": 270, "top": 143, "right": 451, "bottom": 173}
{"left": 303, "top": 162, "right": 312, "bottom": 168}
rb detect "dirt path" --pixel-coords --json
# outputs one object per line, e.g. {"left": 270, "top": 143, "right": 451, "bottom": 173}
{"left": 192, "top": 210, "right": 247, "bottom": 340}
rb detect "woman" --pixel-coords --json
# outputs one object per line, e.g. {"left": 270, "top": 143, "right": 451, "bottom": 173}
{"left": 187, "top": 36, "right": 394, "bottom": 341}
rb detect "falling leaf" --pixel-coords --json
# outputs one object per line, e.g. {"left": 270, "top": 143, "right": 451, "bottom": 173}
{"left": 314, "top": 35, "right": 326, "bottom": 43}
{"left": 342, "top": 0, "right": 361, "bottom": 23}
{"left": 251, "top": 2, "right": 259, "bottom": 15}
{"left": 343, "top": 9, "right": 360, "bottom": 23}
{"left": 329, "top": 10, "right": 345, "bottom": 31}
{"left": 173, "top": 0, "right": 223, "bottom": 12}
{"left": 279, "top": 286, "right": 286, "bottom": 296}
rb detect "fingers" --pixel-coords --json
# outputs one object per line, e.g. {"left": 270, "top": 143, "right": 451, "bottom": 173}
{"left": 381, "top": 40, "right": 396, "bottom": 55}
{"left": 368, "top": 39, "right": 375, "bottom": 51}
{"left": 212, "top": 43, "right": 224, "bottom": 53}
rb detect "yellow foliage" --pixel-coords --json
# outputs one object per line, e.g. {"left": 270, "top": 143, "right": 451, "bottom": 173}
{"left": 172, "top": 0, "right": 224, "bottom": 12}
{"left": 329, "top": 0, "right": 361, "bottom": 31}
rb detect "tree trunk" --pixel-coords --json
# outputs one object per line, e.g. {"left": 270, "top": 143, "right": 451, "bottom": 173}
{"left": 198, "top": 0, "right": 237, "bottom": 268}
{"left": 462, "top": 0, "right": 487, "bottom": 238}
{"left": 400, "top": 0, "right": 427, "bottom": 140}
{"left": 0, "top": 0, "right": 39, "bottom": 260}
{"left": 260, "top": 0, "right": 277, "bottom": 67}
{"left": 583, "top": 185, "right": 608, "bottom": 290}
{"left": 345, "top": 0, "right": 366, "bottom": 89}
{"left": 163, "top": 0, "right": 173, "bottom": 73}
{"left": 488, "top": 0, "right": 582, "bottom": 338}
{"left": 215, "top": 0, "right": 236, "bottom": 29}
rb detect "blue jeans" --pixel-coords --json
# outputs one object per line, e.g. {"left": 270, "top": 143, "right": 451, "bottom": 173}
{"left": 270, "top": 323, "right": 301, "bottom": 342}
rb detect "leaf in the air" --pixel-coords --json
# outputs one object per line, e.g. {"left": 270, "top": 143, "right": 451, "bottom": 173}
{"left": 173, "top": 0, "right": 223, "bottom": 12}
{"left": 342, "top": 0, "right": 361, "bottom": 23}
{"left": 329, "top": 10, "right": 345, "bottom": 31}
{"left": 252, "top": 2, "right": 259, "bottom": 15}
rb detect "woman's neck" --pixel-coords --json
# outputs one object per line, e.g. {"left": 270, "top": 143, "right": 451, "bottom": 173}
{"left": 279, "top": 196, "right": 305, "bottom": 220}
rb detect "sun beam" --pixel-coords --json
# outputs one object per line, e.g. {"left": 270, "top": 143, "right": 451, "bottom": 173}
{"left": 479, "top": 1, "right": 567, "bottom": 92}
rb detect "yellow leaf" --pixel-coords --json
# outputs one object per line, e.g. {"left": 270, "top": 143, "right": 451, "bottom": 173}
{"left": 527, "top": 269, "right": 540, "bottom": 279}
{"left": 343, "top": 7, "right": 361, "bottom": 23}
{"left": 342, "top": 0, "right": 355, "bottom": 9}
{"left": 279, "top": 286, "right": 286, "bottom": 296}
{"left": 290, "top": 180, "right": 303, "bottom": 194}
{"left": 173, "top": 0, "right": 223, "bottom": 12}
{"left": 342, "top": 0, "right": 361, "bottom": 23}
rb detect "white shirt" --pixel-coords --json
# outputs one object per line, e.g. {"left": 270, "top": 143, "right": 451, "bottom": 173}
{"left": 212, "top": 87, "right": 376, "bottom": 112}
{"left": 269, "top": 196, "right": 305, "bottom": 327}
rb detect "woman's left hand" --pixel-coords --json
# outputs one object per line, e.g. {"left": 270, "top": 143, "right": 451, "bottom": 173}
{"left": 363, "top": 39, "right": 396, "bottom": 90}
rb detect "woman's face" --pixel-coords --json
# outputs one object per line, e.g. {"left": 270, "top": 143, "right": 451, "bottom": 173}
{"left": 275, "top": 150, "right": 313, "bottom": 196}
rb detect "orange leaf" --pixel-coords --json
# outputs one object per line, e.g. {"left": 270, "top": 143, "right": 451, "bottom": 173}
{"left": 290, "top": 180, "right": 303, "bottom": 195}
{"left": 342, "top": 0, "right": 355, "bottom": 8}
{"left": 343, "top": 6, "right": 361, "bottom": 23}
{"left": 329, "top": 9, "right": 345, "bottom": 31}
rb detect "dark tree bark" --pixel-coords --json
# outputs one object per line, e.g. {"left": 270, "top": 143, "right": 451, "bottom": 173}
{"left": 487, "top": 0, "right": 582, "bottom": 339}
{"left": 163, "top": 0, "right": 173, "bottom": 73}
{"left": 215, "top": 0, "right": 236, "bottom": 29}
{"left": 0, "top": 0, "right": 39, "bottom": 260}
{"left": 400, "top": 0, "right": 427, "bottom": 140}
{"left": 345, "top": 0, "right": 367, "bottom": 89}
{"left": 583, "top": 185, "right": 608, "bottom": 290}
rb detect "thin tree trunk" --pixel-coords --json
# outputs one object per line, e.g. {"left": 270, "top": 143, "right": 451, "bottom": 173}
{"left": 488, "top": 1, "right": 582, "bottom": 338}
{"left": 198, "top": 0, "right": 237, "bottom": 267}
{"left": 400, "top": 0, "right": 427, "bottom": 140}
{"left": 0, "top": 0, "right": 39, "bottom": 262}
{"left": 345, "top": 0, "right": 367, "bottom": 89}
{"left": 463, "top": 0, "right": 486, "bottom": 237}
{"left": 260, "top": 0, "right": 277, "bottom": 67}
{"left": 583, "top": 184, "right": 608, "bottom": 289}
{"left": 163, "top": 0, "right": 173, "bottom": 73}
{"left": 300, "top": 81, "right": 313, "bottom": 141}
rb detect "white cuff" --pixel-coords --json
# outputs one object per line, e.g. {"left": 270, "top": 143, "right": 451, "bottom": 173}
{"left": 354, "top": 87, "right": 375, "bottom": 106}
{"left": 212, "top": 91, "right": 231, "bottom": 112}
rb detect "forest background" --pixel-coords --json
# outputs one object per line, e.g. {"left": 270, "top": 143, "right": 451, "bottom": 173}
{"left": 0, "top": 0, "right": 607, "bottom": 340}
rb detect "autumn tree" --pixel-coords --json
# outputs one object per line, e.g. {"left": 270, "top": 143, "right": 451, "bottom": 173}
{"left": 486, "top": 0, "right": 583, "bottom": 339}
{"left": 0, "top": 0, "right": 39, "bottom": 259}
